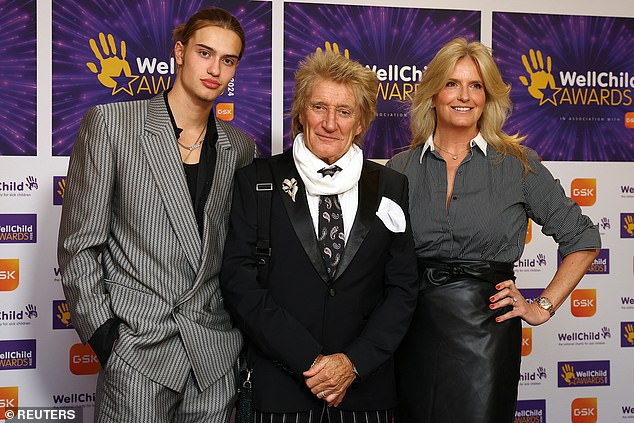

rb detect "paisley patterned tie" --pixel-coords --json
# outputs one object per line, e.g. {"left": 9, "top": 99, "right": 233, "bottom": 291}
{"left": 318, "top": 194, "right": 345, "bottom": 279}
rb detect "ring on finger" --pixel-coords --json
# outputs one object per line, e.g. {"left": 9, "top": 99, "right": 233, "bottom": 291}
{"left": 320, "top": 390, "right": 326, "bottom": 399}
{"left": 512, "top": 297, "right": 518, "bottom": 306}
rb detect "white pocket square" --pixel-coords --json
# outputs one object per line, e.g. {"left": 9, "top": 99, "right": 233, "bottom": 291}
{"left": 376, "top": 196, "right": 406, "bottom": 233}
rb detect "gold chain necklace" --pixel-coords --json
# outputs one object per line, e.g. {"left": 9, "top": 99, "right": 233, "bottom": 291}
{"left": 433, "top": 142, "right": 471, "bottom": 160}
{"left": 177, "top": 125, "right": 206, "bottom": 162}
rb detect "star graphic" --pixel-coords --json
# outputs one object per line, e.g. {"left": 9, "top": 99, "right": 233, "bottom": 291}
{"left": 538, "top": 85, "right": 562, "bottom": 106}
{"left": 111, "top": 69, "right": 139, "bottom": 96}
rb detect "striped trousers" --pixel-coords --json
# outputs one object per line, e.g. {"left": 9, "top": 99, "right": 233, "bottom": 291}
{"left": 95, "top": 350, "right": 236, "bottom": 423}
{"left": 254, "top": 406, "right": 392, "bottom": 423}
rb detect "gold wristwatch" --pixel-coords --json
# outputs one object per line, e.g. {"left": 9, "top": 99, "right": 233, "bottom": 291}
{"left": 535, "top": 296, "right": 555, "bottom": 317}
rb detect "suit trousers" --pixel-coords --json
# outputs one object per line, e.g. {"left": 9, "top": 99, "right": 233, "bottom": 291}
{"left": 95, "top": 350, "right": 237, "bottom": 423}
{"left": 255, "top": 406, "right": 393, "bottom": 423}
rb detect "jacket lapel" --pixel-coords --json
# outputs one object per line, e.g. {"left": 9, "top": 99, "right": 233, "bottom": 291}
{"left": 200, "top": 119, "right": 236, "bottom": 263}
{"left": 334, "top": 162, "right": 379, "bottom": 280}
{"left": 271, "top": 151, "right": 330, "bottom": 283}
{"left": 141, "top": 95, "right": 201, "bottom": 273}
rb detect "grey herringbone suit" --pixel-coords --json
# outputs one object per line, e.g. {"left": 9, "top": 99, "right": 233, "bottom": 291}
{"left": 58, "top": 94, "right": 255, "bottom": 420}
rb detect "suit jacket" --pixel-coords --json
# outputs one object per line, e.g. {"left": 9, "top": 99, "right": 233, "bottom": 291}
{"left": 220, "top": 150, "right": 418, "bottom": 411}
{"left": 58, "top": 94, "right": 255, "bottom": 392}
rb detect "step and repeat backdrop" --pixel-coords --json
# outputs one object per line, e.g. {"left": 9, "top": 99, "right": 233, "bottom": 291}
{"left": 0, "top": 0, "right": 632, "bottom": 422}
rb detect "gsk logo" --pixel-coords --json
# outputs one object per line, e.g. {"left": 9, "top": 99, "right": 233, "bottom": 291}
{"left": 570, "top": 288, "right": 597, "bottom": 317}
{"left": 571, "top": 178, "right": 597, "bottom": 206}
{"left": 0, "top": 386, "right": 18, "bottom": 420}
{"left": 216, "top": 103, "right": 234, "bottom": 121}
{"left": 571, "top": 397, "right": 597, "bottom": 423}
{"left": 626, "top": 112, "right": 634, "bottom": 129}
{"left": 0, "top": 259, "right": 19, "bottom": 291}
{"left": 69, "top": 343, "right": 99, "bottom": 375}
{"left": 571, "top": 289, "right": 597, "bottom": 317}
{"left": 53, "top": 176, "right": 66, "bottom": 206}
{"left": 525, "top": 219, "right": 532, "bottom": 244}
{"left": 521, "top": 328, "right": 532, "bottom": 356}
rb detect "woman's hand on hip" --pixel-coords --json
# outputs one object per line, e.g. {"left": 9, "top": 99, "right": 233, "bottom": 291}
{"left": 489, "top": 280, "right": 550, "bottom": 326}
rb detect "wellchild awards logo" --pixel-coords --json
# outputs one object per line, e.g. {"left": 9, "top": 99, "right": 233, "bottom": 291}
{"left": 0, "top": 214, "right": 36, "bottom": 243}
{"left": 515, "top": 399, "right": 545, "bottom": 423}
{"left": 53, "top": 176, "right": 66, "bottom": 206}
{"left": 0, "top": 340, "right": 36, "bottom": 370}
{"left": 622, "top": 322, "right": 634, "bottom": 348}
{"left": 52, "top": 300, "right": 74, "bottom": 330}
{"left": 558, "top": 361, "right": 609, "bottom": 387}
{"left": 520, "top": 48, "right": 633, "bottom": 110}
{"left": 85, "top": 32, "right": 235, "bottom": 121}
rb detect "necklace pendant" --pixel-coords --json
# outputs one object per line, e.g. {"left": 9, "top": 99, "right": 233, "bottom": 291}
{"left": 452, "top": 155, "right": 458, "bottom": 160}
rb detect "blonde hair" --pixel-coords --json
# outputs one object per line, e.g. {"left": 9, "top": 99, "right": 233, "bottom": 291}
{"left": 290, "top": 51, "right": 378, "bottom": 146}
{"left": 410, "top": 37, "right": 531, "bottom": 172}
{"left": 173, "top": 7, "right": 245, "bottom": 60}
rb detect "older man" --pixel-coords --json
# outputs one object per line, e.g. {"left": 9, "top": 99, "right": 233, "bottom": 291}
{"left": 220, "top": 51, "right": 418, "bottom": 422}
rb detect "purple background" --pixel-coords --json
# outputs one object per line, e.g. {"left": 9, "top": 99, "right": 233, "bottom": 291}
{"left": 621, "top": 213, "right": 634, "bottom": 238}
{"left": 0, "top": 339, "right": 36, "bottom": 370}
{"left": 0, "top": 214, "right": 37, "bottom": 243}
{"left": 0, "top": 0, "right": 36, "bottom": 156}
{"left": 284, "top": 3, "right": 480, "bottom": 159}
{"left": 52, "top": 0, "right": 272, "bottom": 156}
{"left": 622, "top": 322, "right": 634, "bottom": 348}
{"left": 493, "top": 12, "right": 634, "bottom": 161}
{"left": 519, "top": 288, "right": 544, "bottom": 303}
{"left": 557, "top": 249, "right": 609, "bottom": 274}
{"left": 514, "top": 399, "right": 546, "bottom": 423}
{"left": 557, "top": 360, "right": 610, "bottom": 387}
{"left": 53, "top": 176, "right": 66, "bottom": 206}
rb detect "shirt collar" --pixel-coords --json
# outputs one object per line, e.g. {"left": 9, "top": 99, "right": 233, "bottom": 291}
{"left": 419, "top": 132, "right": 488, "bottom": 163}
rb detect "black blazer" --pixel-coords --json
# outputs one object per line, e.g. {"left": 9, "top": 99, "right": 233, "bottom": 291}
{"left": 221, "top": 150, "right": 417, "bottom": 412}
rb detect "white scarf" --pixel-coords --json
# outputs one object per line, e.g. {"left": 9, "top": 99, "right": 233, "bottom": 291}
{"left": 292, "top": 133, "right": 363, "bottom": 196}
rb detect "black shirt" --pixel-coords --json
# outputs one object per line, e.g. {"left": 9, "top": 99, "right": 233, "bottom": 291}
{"left": 163, "top": 90, "right": 218, "bottom": 238}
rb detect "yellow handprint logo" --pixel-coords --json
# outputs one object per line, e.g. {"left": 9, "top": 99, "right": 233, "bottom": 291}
{"left": 623, "top": 215, "right": 634, "bottom": 236}
{"left": 56, "top": 303, "right": 72, "bottom": 327}
{"left": 316, "top": 41, "right": 349, "bottom": 59}
{"left": 519, "top": 49, "right": 560, "bottom": 106}
{"left": 56, "top": 178, "right": 66, "bottom": 200}
{"left": 560, "top": 363, "right": 576, "bottom": 384}
{"left": 86, "top": 33, "right": 138, "bottom": 95}
{"left": 625, "top": 324, "right": 634, "bottom": 346}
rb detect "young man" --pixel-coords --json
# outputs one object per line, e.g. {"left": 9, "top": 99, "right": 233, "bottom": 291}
{"left": 58, "top": 8, "right": 255, "bottom": 423}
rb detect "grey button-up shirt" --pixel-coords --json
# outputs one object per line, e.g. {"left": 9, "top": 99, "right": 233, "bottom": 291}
{"left": 387, "top": 134, "right": 600, "bottom": 262}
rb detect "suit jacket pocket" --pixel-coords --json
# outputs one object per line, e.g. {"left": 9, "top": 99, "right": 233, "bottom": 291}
{"left": 104, "top": 278, "right": 153, "bottom": 295}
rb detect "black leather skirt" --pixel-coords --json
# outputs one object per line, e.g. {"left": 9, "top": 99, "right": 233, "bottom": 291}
{"left": 396, "top": 258, "right": 521, "bottom": 423}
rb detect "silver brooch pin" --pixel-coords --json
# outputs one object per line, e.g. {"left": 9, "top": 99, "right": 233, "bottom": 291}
{"left": 282, "top": 178, "right": 298, "bottom": 202}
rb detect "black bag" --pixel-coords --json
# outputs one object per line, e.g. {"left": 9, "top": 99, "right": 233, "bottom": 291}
{"left": 235, "top": 361, "right": 254, "bottom": 423}
{"left": 234, "top": 159, "right": 273, "bottom": 423}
